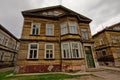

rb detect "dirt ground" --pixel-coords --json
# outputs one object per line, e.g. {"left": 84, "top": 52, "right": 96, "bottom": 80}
{"left": 65, "top": 75, "right": 106, "bottom": 80}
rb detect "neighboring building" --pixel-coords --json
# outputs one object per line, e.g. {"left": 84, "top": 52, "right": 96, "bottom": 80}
{"left": 93, "top": 22, "right": 120, "bottom": 67}
{"left": 17, "top": 5, "right": 96, "bottom": 73}
{"left": 0, "top": 24, "right": 19, "bottom": 68}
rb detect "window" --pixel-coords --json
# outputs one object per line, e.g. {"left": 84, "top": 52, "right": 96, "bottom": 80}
{"left": 102, "top": 50, "right": 106, "bottom": 56}
{"left": 0, "top": 34, "right": 4, "bottom": 44}
{"left": 69, "top": 22, "right": 77, "bottom": 34}
{"left": 28, "top": 43, "right": 39, "bottom": 59}
{"left": 46, "top": 24, "right": 54, "bottom": 36}
{"left": 31, "top": 22, "right": 40, "bottom": 35}
{"left": 81, "top": 28, "right": 89, "bottom": 40}
{"left": 42, "top": 12, "right": 47, "bottom": 15}
{"left": 116, "top": 49, "right": 120, "bottom": 57}
{"left": 118, "top": 36, "right": 120, "bottom": 42}
{"left": 99, "top": 38, "right": 104, "bottom": 45}
{"left": 96, "top": 52, "right": 99, "bottom": 57}
{"left": 62, "top": 43, "right": 70, "bottom": 59}
{"left": 54, "top": 11, "right": 59, "bottom": 16}
{"left": 3, "top": 37, "right": 9, "bottom": 46}
{"left": 10, "top": 53, "right": 14, "bottom": 61}
{"left": 45, "top": 43, "right": 54, "bottom": 59}
{"left": 61, "top": 23, "right": 68, "bottom": 35}
{"left": 71, "top": 42, "right": 80, "bottom": 58}
{"left": 48, "top": 12, "right": 53, "bottom": 15}
{"left": 0, "top": 52, "right": 4, "bottom": 61}
{"left": 111, "top": 36, "right": 117, "bottom": 43}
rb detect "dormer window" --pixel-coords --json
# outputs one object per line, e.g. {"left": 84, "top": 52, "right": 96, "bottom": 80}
{"left": 99, "top": 38, "right": 104, "bottom": 45}
{"left": 42, "top": 12, "right": 47, "bottom": 15}
{"left": 113, "top": 26, "right": 120, "bottom": 31}
{"left": 54, "top": 11, "right": 59, "bottom": 16}
{"left": 31, "top": 22, "right": 40, "bottom": 35}
{"left": 48, "top": 12, "right": 53, "bottom": 15}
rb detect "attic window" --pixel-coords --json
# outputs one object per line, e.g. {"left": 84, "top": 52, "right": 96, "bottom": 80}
{"left": 54, "top": 11, "right": 59, "bottom": 16}
{"left": 42, "top": 12, "right": 47, "bottom": 15}
{"left": 48, "top": 12, "right": 53, "bottom": 15}
{"left": 113, "top": 26, "right": 120, "bottom": 31}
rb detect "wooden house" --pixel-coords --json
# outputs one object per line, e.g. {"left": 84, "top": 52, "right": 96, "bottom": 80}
{"left": 0, "top": 24, "right": 19, "bottom": 68}
{"left": 93, "top": 22, "right": 120, "bottom": 67}
{"left": 17, "top": 5, "right": 96, "bottom": 73}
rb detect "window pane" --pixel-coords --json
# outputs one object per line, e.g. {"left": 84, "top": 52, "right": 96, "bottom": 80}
{"left": 50, "top": 54, "right": 53, "bottom": 58}
{"left": 81, "top": 29, "right": 88, "bottom": 40}
{"left": 31, "top": 44, "right": 37, "bottom": 49}
{"left": 34, "top": 50, "right": 37, "bottom": 58}
{"left": 69, "top": 22, "right": 77, "bottom": 34}
{"left": 46, "top": 54, "right": 49, "bottom": 58}
{"left": 46, "top": 45, "right": 53, "bottom": 49}
{"left": 30, "top": 50, "right": 33, "bottom": 58}
{"left": 32, "top": 23, "right": 40, "bottom": 35}
{"left": 46, "top": 24, "right": 54, "bottom": 35}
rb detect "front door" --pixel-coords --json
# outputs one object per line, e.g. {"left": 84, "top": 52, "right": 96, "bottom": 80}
{"left": 85, "top": 46, "right": 95, "bottom": 68}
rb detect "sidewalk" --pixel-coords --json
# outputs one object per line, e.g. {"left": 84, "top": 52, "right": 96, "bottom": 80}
{"left": 0, "top": 67, "right": 14, "bottom": 73}
{"left": 100, "top": 66, "right": 120, "bottom": 71}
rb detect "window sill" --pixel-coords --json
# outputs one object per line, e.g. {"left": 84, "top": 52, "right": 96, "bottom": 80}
{"left": 61, "top": 33, "right": 79, "bottom": 36}
{"left": 62, "top": 58, "right": 84, "bottom": 60}
{"left": 46, "top": 35, "right": 55, "bottom": 37}
{"left": 44, "top": 58, "right": 55, "bottom": 60}
{"left": 30, "top": 34, "right": 40, "bottom": 36}
{"left": 27, "top": 59, "right": 39, "bottom": 60}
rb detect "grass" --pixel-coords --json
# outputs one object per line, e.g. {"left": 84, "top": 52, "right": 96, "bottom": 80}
{"left": 0, "top": 70, "right": 90, "bottom": 80}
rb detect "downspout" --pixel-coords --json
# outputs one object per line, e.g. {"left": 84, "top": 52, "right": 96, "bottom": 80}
{"left": 58, "top": 17, "right": 62, "bottom": 72}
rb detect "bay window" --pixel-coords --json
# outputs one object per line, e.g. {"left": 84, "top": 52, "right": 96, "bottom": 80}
{"left": 46, "top": 24, "right": 54, "bottom": 36}
{"left": 69, "top": 22, "right": 77, "bottom": 34}
{"left": 61, "top": 23, "right": 68, "bottom": 35}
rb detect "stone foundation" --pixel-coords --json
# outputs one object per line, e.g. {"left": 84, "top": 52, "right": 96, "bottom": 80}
{"left": 18, "top": 64, "right": 61, "bottom": 73}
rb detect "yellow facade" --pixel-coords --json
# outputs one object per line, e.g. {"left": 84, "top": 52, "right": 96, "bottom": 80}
{"left": 93, "top": 22, "right": 120, "bottom": 67}
{"left": 17, "top": 5, "right": 96, "bottom": 73}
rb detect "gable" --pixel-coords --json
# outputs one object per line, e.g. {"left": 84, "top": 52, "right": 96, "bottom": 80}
{"left": 107, "top": 22, "right": 120, "bottom": 31}
{"left": 22, "top": 5, "right": 92, "bottom": 22}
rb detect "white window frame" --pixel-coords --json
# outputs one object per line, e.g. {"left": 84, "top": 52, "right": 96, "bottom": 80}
{"left": 61, "top": 43, "right": 71, "bottom": 59}
{"left": 71, "top": 42, "right": 80, "bottom": 58}
{"left": 31, "top": 22, "right": 40, "bottom": 35}
{"left": 99, "top": 38, "right": 104, "bottom": 45}
{"left": 0, "top": 34, "right": 4, "bottom": 44}
{"left": 3, "top": 37, "right": 9, "bottom": 46}
{"left": 111, "top": 35, "right": 117, "bottom": 43}
{"left": 54, "top": 11, "right": 59, "bottom": 16}
{"left": 61, "top": 22, "right": 68, "bottom": 35}
{"left": 45, "top": 43, "right": 54, "bottom": 59}
{"left": 27, "top": 43, "right": 39, "bottom": 59}
{"left": 81, "top": 28, "right": 89, "bottom": 40}
{"left": 69, "top": 22, "right": 77, "bottom": 34}
{"left": 0, "top": 52, "right": 4, "bottom": 61}
{"left": 46, "top": 24, "right": 54, "bottom": 36}
{"left": 116, "top": 49, "right": 120, "bottom": 57}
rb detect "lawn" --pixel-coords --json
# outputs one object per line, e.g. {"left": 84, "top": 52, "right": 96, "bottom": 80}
{"left": 0, "top": 70, "right": 90, "bottom": 80}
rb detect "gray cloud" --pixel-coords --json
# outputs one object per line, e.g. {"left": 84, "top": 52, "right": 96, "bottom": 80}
{"left": 0, "top": 0, "right": 120, "bottom": 37}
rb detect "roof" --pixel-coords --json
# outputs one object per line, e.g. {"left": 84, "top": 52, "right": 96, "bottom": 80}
{"left": 22, "top": 5, "right": 92, "bottom": 23}
{"left": 92, "top": 22, "right": 120, "bottom": 38}
{"left": 0, "top": 24, "right": 19, "bottom": 41}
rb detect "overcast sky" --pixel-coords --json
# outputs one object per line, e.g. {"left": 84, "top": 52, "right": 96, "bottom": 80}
{"left": 0, "top": 0, "right": 120, "bottom": 38}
